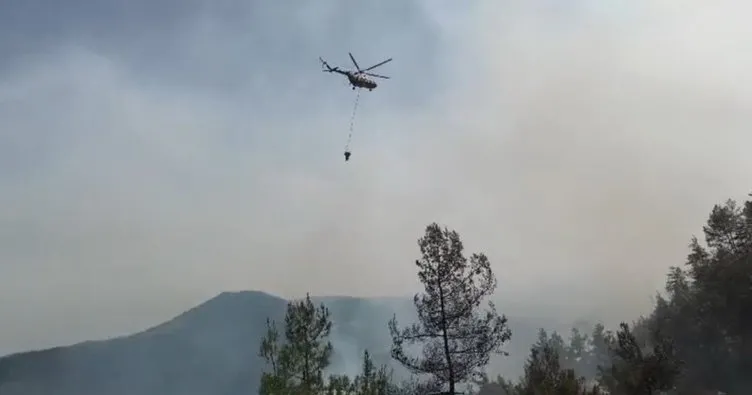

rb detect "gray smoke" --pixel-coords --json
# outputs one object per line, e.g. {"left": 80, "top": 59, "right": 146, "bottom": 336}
{"left": 1, "top": 0, "right": 751, "bottom": 367}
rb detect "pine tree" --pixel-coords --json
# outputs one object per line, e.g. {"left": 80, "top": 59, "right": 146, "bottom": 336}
{"left": 389, "top": 223, "right": 512, "bottom": 395}
{"left": 517, "top": 341, "right": 602, "bottom": 395}
{"left": 326, "top": 350, "right": 395, "bottom": 395}
{"left": 259, "top": 294, "right": 333, "bottom": 395}
{"left": 259, "top": 317, "right": 290, "bottom": 395}
{"left": 599, "top": 322, "right": 680, "bottom": 395}
{"left": 353, "top": 350, "right": 392, "bottom": 395}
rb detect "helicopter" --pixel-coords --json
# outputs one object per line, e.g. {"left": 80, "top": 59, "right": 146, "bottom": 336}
{"left": 319, "top": 52, "right": 392, "bottom": 91}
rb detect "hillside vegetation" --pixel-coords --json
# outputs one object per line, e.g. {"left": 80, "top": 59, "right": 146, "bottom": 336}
{"left": 0, "top": 194, "right": 750, "bottom": 395}
{"left": 254, "top": 194, "right": 752, "bottom": 395}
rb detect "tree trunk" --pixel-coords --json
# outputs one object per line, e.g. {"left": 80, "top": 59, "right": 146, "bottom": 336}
{"left": 438, "top": 279, "right": 456, "bottom": 394}
{"left": 304, "top": 343, "right": 311, "bottom": 395}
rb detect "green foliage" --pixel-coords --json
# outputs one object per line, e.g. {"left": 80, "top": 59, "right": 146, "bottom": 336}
{"left": 500, "top": 330, "right": 601, "bottom": 395}
{"left": 564, "top": 327, "right": 591, "bottom": 376}
{"left": 640, "top": 194, "right": 752, "bottom": 393}
{"left": 260, "top": 194, "right": 752, "bottom": 395}
{"left": 598, "top": 322, "right": 680, "bottom": 395}
{"left": 587, "top": 323, "right": 614, "bottom": 380}
{"left": 497, "top": 194, "right": 752, "bottom": 394}
{"left": 389, "top": 223, "right": 512, "bottom": 394}
{"left": 325, "top": 350, "right": 398, "bottom": 395}
{"left": 392, "top": 375, "right": 443, "bottom": 395}
{"left": 519, "top": 327, "right": 610, "bottom": 383}
{"left": 258, "top": 296, "right": 416, "bottom": 395}
{"left": 516, "top": 340, "right": 602, "bottom": 395}
{"left": 353, "top": 350, "right": 392, "bottom": 395}
{"left": 474, "top": 341, "right": 601, "bottom": 395}
{"left": 326, "top": 375, "right": 354, "bottom": 395}
{"left": 259, "top": 317, "right": 290, "bottom": 395}
{"left": 474, "top": 193, "right": 752, "bottom": 395}
{"left": 258, "top": 293, "right": 334, "bottom": 395}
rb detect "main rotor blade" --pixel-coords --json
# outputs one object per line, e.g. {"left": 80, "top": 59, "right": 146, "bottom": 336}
{"left": 363, "top": 58, "right": 392, "bottom": 72}
{"left": 348, "top": 52, "right": 361, "bottom": 71}
{"left": 365, "top": 72, "right": 390, "bottom": 79}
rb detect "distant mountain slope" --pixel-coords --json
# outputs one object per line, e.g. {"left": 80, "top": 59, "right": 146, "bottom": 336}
{"left": 0, "top": 291, "right": 575, "bottom": 395}
{"left": 0, "top": 291, "right": 287, "bottom": 395}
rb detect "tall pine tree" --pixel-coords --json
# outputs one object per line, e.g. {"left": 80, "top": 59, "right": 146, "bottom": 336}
{"left": 389, "top": 223, "right": 511, "bottom": 394}
{"left": 259, "top": 294, "right": 333, "bottom": 395}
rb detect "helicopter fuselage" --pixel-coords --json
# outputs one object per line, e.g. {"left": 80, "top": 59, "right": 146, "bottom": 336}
{"left": 320, "top": 53, "right": 390, "bottom": 91}
{"left": 346, "top": 72, "right": 377, "bottom": 90}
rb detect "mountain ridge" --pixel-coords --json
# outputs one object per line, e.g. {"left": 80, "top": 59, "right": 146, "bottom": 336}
{"left": 0, "top": 290, "right": 584, "bottom": 395}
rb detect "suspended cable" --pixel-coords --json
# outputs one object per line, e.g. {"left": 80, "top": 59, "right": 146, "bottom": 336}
{"left": 343, "top": 88, "right": 361, "bottom": 161}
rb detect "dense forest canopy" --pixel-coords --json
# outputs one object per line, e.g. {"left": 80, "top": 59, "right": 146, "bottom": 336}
{"left": 259, "top": 193, "right": 751, "bottom": 395}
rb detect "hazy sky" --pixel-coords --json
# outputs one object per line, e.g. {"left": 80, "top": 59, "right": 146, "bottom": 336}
{"left": 2, "top": 0, "right": 751, "bottom": 355}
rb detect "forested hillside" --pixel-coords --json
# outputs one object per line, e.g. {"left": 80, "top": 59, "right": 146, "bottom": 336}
{"left": 255, "top": 194, "right": 751, "bottom": 395}
{"left": 0, "top": 194, "right": 748, "bottom": 395}
{"left": 475, "top": 195, "right": 752, "bottom": 394}
{"left": 0, "top": 292, "right": 560, "bottom": 394}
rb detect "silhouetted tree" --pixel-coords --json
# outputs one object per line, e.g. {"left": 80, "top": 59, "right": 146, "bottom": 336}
{"left": 565, "top": 327, "right": 589, "bottom": 375}
{"left": 640, "top": 194, "right": 752, "bottom": 393}
{"left": 587, "top": 323, "right": 614, "bottom": 380}
{"left": 326, "top": 351, "right": 395, "bottom": 395}
{"left": 259, "top": 294, "right": 333, "bottom": 395}
{"left": 476, "top": 193, "right": 752, "bottom": 395}
{"left": 524, "top": 328, "right": 594, "bottom": 381}
{"left": 353, "top": 350, "right": 393, "bottom": 395}
{"left": 389, "top": 223, "right": 512, "bottom": 395}
{"left": 474, "top": 339, "right": 602, "bottom": 395}
{"left": 259, "top": 317, "right": 290, "bottom": 395}
{"left": 517, "top": 341, "right": 602, "bottom": 395}
{"left": 598, "top": 322, "right": 680, "bottom": 395}
{"left": 327, "top": 375, "right": 355, "bottom": 395}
